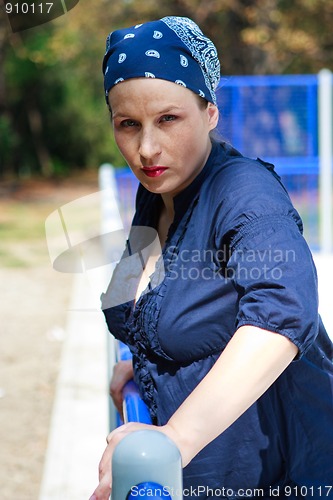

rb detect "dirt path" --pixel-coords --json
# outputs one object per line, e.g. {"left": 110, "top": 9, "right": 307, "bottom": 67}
{"left": 0, "top": 174, "right": 99, "bottom": 500}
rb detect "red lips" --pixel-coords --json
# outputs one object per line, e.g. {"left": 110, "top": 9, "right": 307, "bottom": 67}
{"left": 141, "top": 166, "right": 169, "bottom": 178}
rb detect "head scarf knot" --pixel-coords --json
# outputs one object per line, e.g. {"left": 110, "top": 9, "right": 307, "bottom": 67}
{"left": 102, "top": 16, "right": 220, "bottom": 105}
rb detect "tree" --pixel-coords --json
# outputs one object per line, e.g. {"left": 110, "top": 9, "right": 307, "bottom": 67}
{"left": 1, "top": 0, "right": 332, "bottom": 178}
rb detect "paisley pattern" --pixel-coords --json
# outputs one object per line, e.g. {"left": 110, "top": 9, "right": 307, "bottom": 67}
{"left": 103, "top": 16, "right": 220, "bottom": 105}
{"left": 161, "top": 16, "right": 220, "bottom": 99}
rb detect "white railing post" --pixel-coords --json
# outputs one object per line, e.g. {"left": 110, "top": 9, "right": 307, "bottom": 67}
{"left": 98, "top": 163, "right": 123, "bottom": 430}
{"left": 318, "top": 69, "right": 333, "bottom": 253}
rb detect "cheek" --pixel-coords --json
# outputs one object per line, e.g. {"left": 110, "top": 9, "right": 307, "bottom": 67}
{"left": 114, "top": 132, "right": 133, "bottom": 159}
{"left": 113, "top": 130, "right": 124, "bottom": 149}
{"left": 171, "top": 124, "right": 199, "bottom": 150}
{"left": 178, "top": 125, "right": 207, "bottom": 155}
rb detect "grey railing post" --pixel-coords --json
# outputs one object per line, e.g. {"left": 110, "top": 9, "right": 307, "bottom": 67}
{"left": 112, "top": 429, "right": 183, "bottom": 500}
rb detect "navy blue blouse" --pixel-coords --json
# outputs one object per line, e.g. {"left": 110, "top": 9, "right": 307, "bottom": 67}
{"left": 102, "top": 141, "right": 333, "bottom": 499}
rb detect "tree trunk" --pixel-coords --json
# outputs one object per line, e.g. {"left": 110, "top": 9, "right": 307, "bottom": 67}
{"left": 26, "top": 101, "right": 53, "bottom": 177}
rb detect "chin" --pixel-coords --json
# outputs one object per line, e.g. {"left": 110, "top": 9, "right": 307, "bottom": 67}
{"left": 141, "top": 182, "right": 167, "bottom": 193}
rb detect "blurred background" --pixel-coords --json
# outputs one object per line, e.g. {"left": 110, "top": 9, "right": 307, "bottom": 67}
{"left": 0, "top": 1, "right": 333, "bottom": 499}
{"left": 1, "top": 0, "right": 333, "bottom": 179}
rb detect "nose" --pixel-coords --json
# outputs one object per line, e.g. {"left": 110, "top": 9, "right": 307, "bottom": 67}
{"left": 138, "top": 127, "right": 161, "bottom": 163}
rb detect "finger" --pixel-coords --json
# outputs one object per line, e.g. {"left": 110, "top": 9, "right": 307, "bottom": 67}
{"left": 109, "top": 388, "right": 123, "bottom": 417}
{"left": 105, "top": 425, "right": 126, "bottom": 449}
{"left": 91, "top": 449, "right": 113, "bottom": 500}
{"left": 95, "top": 424, "right": 157, "bottom": 499}
{"left": 109, "top": 365, "right": 130, "bottom": 416}
{"left": 110, "top": 360, "right": 134, "bottom": 392}
{"left": 91, "top": 473, "right": 111, "bottom": 500}
{"left": 93, "top": 427, "right": 132, "bottom": 500}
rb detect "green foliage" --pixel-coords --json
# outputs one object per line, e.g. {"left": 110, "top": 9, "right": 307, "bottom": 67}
{"left": 1, "top": 0, "right": 333, "bottom": 178}
{"left": 1, "top": 17, "right": 123, "bottom": 178}
{"left": 0, "top": 114, "right": 18, "bottom": 173}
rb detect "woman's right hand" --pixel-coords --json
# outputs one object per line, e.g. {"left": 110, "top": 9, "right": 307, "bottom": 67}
{"left": 109, "top": 359, "right": 134, "bottom": 419}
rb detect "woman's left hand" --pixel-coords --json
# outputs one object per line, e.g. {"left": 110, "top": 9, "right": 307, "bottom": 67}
{"left": 90, "top": 422, "right": 175, "bottom": 500}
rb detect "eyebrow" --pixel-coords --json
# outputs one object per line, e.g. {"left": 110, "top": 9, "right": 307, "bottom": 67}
{"left": 112, "top": 105, "right": 184, "bottom": 119}
{"left": 158, "top": 105, "right": 184, "bottom": 114}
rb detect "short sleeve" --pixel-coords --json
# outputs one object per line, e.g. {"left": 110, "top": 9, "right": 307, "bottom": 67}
{"left": 213, "top": 157, "right": 319, "bottom": 358}
{"left": 225, "top": 214, "right": 319, "bottom": 358}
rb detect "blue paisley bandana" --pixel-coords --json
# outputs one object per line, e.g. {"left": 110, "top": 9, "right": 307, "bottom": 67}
{"left": 102, "top": 16, "right": 220, "bottom": 105}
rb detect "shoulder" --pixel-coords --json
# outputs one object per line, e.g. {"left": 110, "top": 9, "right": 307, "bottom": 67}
{"left": 202, "top": 141, "right": 302, "bottom": 233}
{"left": 206, "top": 141, "right": 288, "bottom": 202}
{"left": 197, "top": 142, "right": 304, "bottom": 250}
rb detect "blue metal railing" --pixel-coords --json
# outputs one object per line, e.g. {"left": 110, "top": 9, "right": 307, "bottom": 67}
{"left": 111, "top": 341, "right": 182, "bottom": 500}
{"left": 117, "top": 342, "right": 152, "bottom": 425}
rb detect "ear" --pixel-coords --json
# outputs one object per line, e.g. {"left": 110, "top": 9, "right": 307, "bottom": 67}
{"left": 207, "top": 103, "right": 219, "bottom": 131}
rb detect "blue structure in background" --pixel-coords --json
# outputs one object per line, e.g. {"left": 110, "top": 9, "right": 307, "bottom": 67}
{"left": 217, "top": 75, "right": 318, "bottom": 172}
{"left": 114, "top": 74, "right": 323, "bottom": 249}
{"left": 216, "top": 75, "right": 320, "bottom": 249}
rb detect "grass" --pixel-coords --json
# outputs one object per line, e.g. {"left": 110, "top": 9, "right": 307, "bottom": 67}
{"left": 0, "top": 199, "right": 54, "bottom": 268}
{"left": 0, "top": 173, "right": 99, "bottom": 269}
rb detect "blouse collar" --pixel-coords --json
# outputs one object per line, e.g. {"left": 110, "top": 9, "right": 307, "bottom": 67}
{"left": 133, "top": 140, "right": 220, "bottom": 229}
{"left": 172, "top": 140, "right": 219, "bottom": 220}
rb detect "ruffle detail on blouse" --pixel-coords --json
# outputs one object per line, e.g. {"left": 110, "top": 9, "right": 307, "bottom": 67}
{"left": 127, "top": 197, "right": 200, "bottom": 419}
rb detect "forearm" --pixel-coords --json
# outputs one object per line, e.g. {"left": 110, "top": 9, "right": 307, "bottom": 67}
{"left": 165, "top": 325, "right": 298, "bottom": 467}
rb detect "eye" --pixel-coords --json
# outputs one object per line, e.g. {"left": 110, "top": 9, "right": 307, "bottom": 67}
{"left": 120, "top": 119, "right": 139, "bottom": 128}
{"left": 161, "top": 114, "right": 177, "bottom": 123}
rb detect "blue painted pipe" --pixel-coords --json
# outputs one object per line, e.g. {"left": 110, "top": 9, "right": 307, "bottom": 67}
{"left": 127, "top": 481, "right": 172, "bottom": 499}
{"left": 122, "top": 380, "right": 152, "bottom": 424}
{"left": 117, "top": 342, "right": 152, "bottom": 425}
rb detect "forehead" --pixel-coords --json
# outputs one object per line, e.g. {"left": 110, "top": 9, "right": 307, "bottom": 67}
{"left": 108, "top": 77, "right": 198, "bottom": 112}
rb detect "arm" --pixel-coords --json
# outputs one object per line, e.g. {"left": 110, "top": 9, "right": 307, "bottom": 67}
{"left": 91, "top": 325, "right": 297, "bottom": 499}
{"left": 164, "top": 324, "right": 298, "bottom": 466}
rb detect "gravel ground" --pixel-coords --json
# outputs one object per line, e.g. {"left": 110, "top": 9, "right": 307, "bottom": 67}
{"left": 0, "top": 175, "right": 98, "bottom": 500}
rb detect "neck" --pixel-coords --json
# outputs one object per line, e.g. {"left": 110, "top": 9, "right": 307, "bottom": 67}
{"left": 161, "top": 194, "right": 175, "bottom": 222}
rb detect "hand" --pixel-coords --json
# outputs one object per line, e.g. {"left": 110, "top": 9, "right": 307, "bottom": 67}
{"left": 90, "top": 422, "right": 176, "bottom": 500}
{"left": 109, "top": 360, "right": 134, "bottom": 419}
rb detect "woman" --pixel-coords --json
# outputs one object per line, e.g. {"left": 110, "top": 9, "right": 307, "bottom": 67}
{"left": 91, "top": 16, "right": 333, "bottom": 500}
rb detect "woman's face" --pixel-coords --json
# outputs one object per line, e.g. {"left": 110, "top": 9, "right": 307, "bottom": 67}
{"left": 108, "top": 78, "right": 219, "bottom": 199}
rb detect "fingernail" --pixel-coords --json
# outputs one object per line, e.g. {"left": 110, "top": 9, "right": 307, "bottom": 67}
{"left": 89, "top": 496, "right": 97, "bottom": 500}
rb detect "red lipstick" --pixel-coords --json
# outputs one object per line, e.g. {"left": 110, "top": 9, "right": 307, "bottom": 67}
{"left": 141, "top": 166, "right": 168, "bottom": 178}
